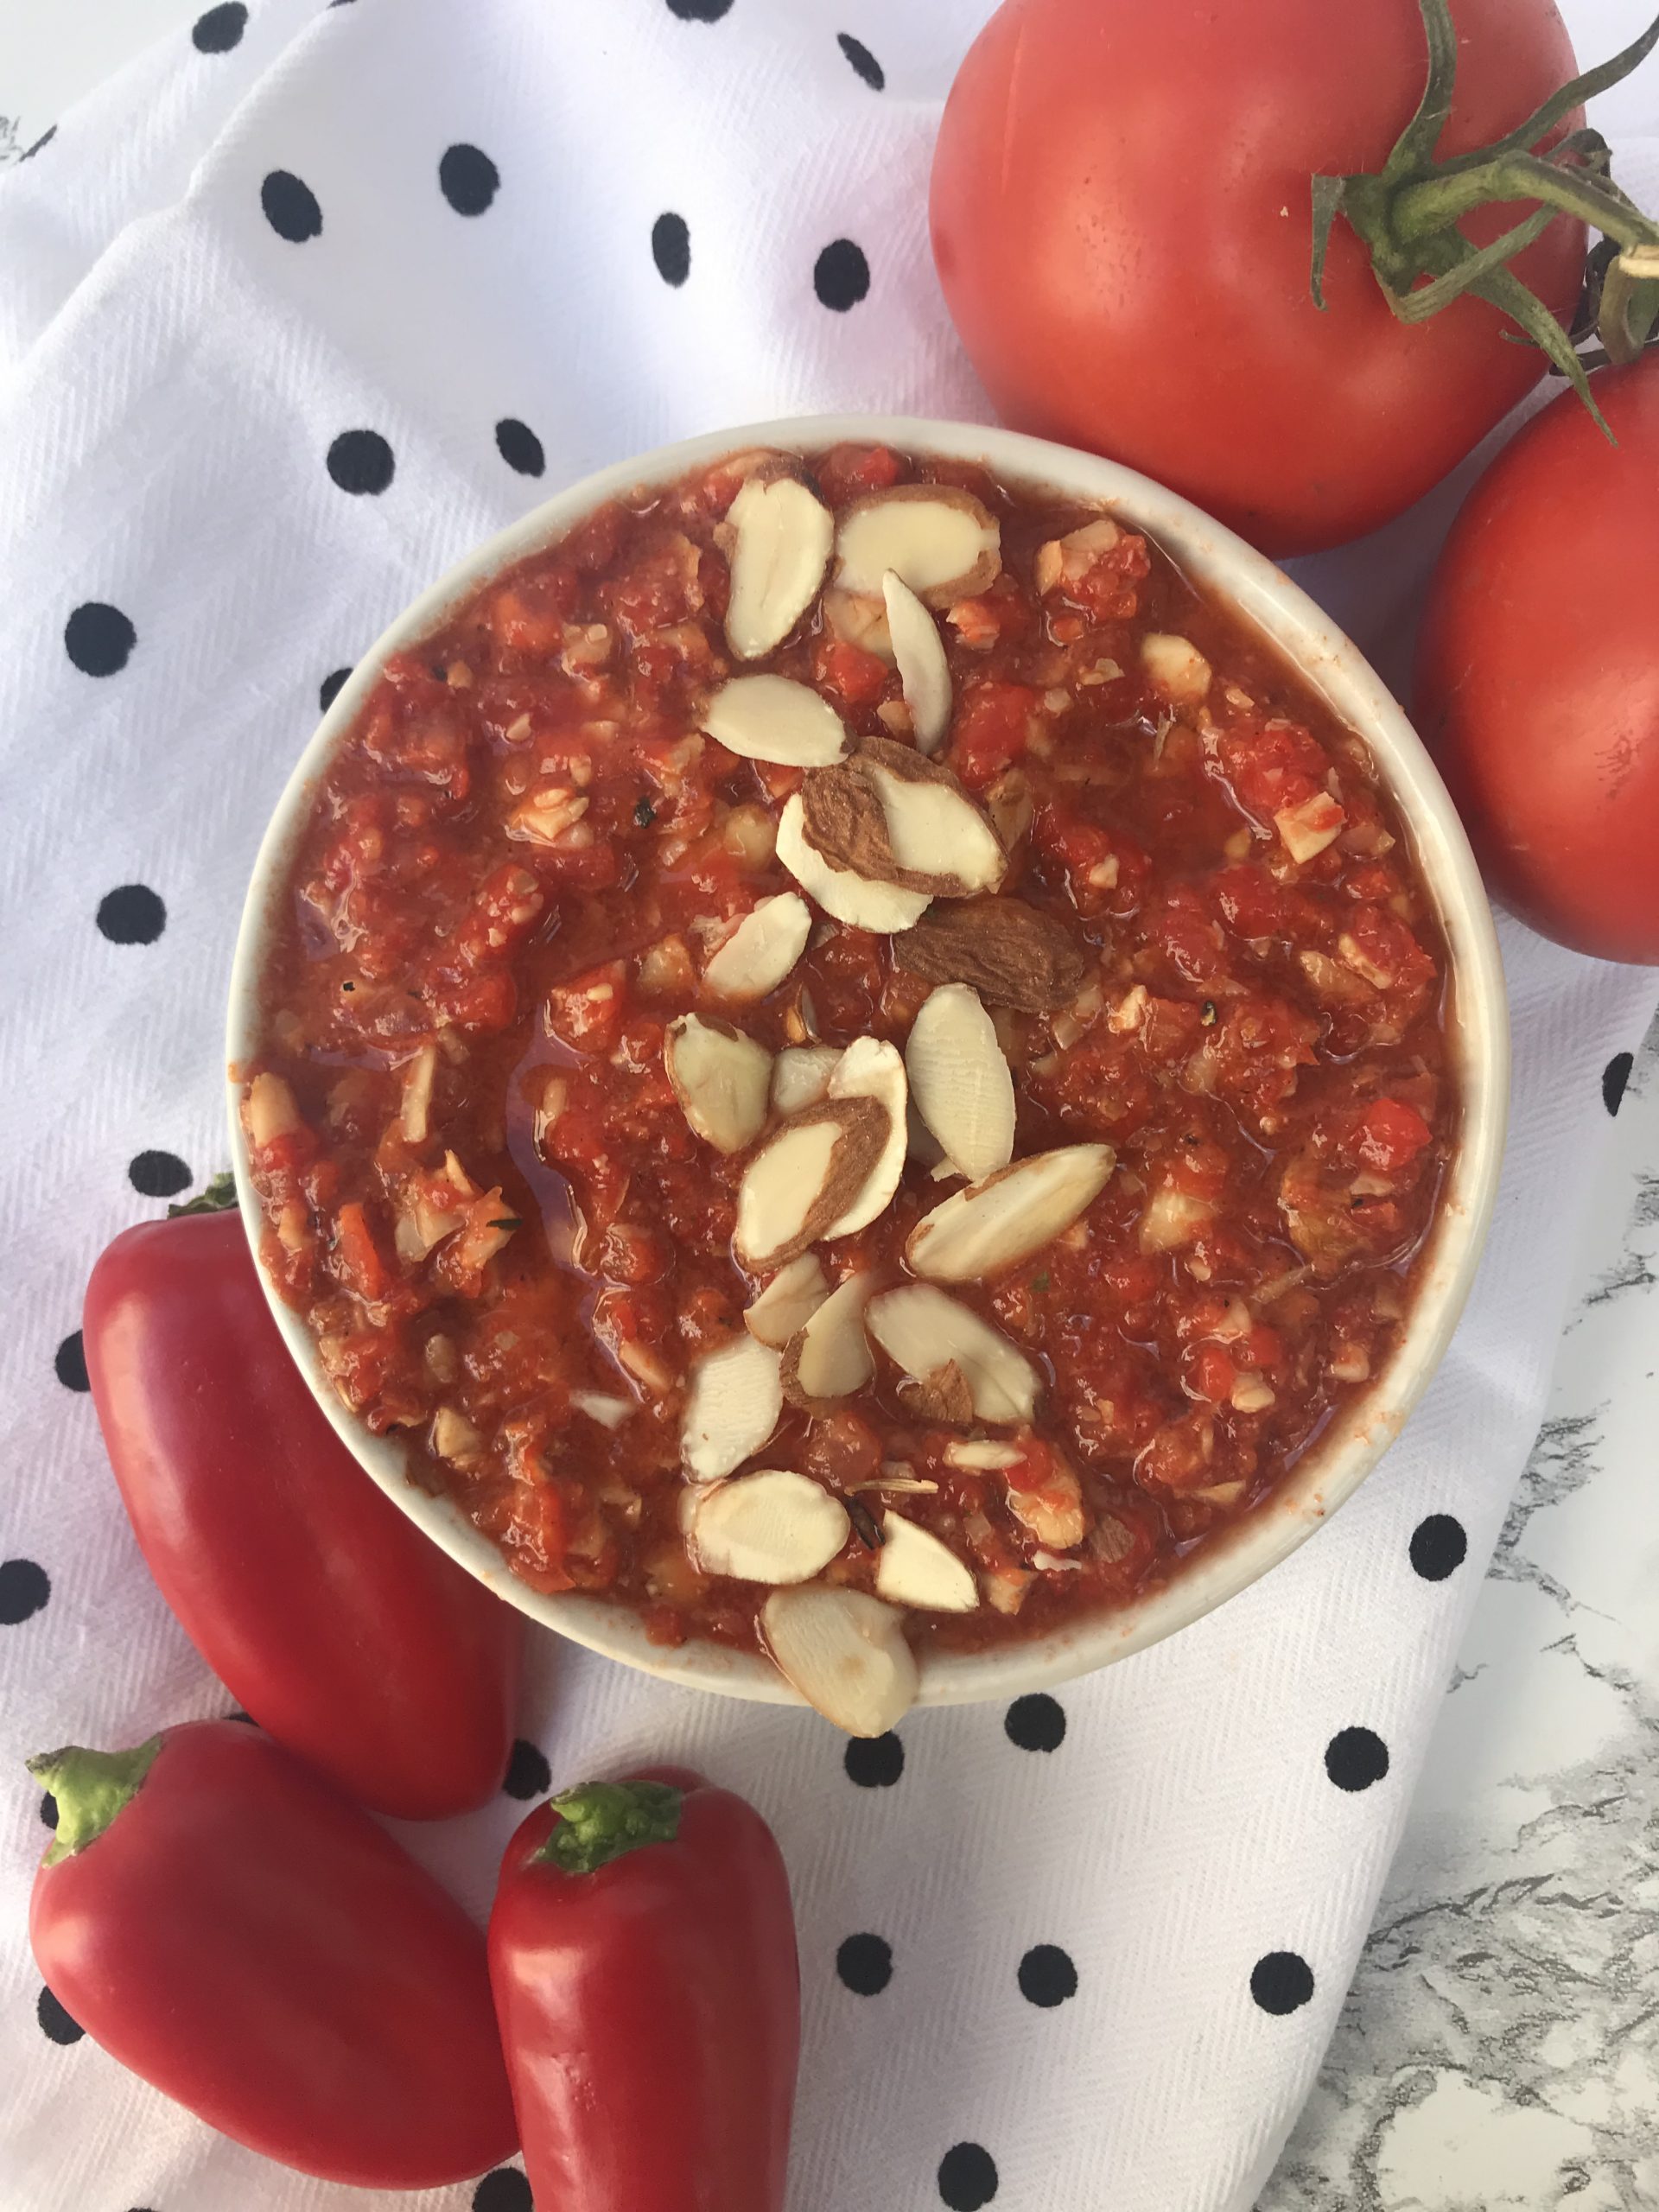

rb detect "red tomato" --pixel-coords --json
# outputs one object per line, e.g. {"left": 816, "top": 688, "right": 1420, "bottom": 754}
{"left": 1414, "top": 355, "right": 1659, "bottom": 963}
{"left": 929, "top": 0, "right": 1585, "bottom": 554}
{"left": 29, "top": 1721, "right": 517, "bottom": 2186}
{"left": 489, "top": 1771, "right": 799, "bottom": 2212}
{"left": 83, "top": 1210, "right": 522, "bottom": 1820}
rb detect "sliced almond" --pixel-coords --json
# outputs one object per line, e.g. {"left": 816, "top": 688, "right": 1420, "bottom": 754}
{"left": 892, "top": 898, "right": 1090, "bottom": 1012}
{"left": 724, "top": 476, "right": 834, "bottom": 660}
{"left": 571, "top": 1389, "right": 635, "bottom": 1430}
{"left": 1034, "top": 517, "right": 1124, "bottom": 598}
{"left": 822, "top": 1037, "right": 908, "bottom": 1236}
{"left": 734, "top": 1096, "right": 888, "bottom": 1269}
{"left": 681, "top": 1333, "right": 783, "bottom": 1482}
{"left": 399, "top": 1042, "right": 439, "bottom": 1145}
{"left": 701, "top": 675, "right": 848, "bottom": 768}
{"left": 1007, "top": 1457, "right": 1085, "bottom": 1549}
{"left": 823, "top": 587, "right": 894, "bottom": 662}
{"left": 883, "top": 571, "right": 951, "bottom": 754}
{"left": 866, "top": 1284, "right": 1038, "bottom": 1426}
{"left": 771, "top": 1043, "right": 842, "bottom": 1116}
{"left": 835, "top": 486, "right": 1001, "bottom": 608}
{"left": 899, "top": 1359, "right": 976, "bottom": 1426}
{"left": 687, "top": 1469, "right": 849, "bottom": 1584}
{"left": 760, "top": 1585, "right": 918, "bottom": 1735}
{"left": 775, "top": 792, "right": 931, "bottom": 932}
{"left": 800, "top": 741, "right": 1004, "bottom": 901}
{"left": 701, "top": 892, "right": 812, "bottom": 1003}
{"left": 1140, "top": 633, "right": 1211, "bottom": 704}
{"left": 943, "top": 1439, "right": 1022, "bottom": 1470}
{"left": 906, "top": 1144, "right": 1115, "bottom": 1282}
{"left": 905, "top": 984, "right": 1014, "bottom": 1184}
{"left": 782, "top": 1272, "right": 875, "bottom": 1408}
{"left": 744, "top": 1253, "right": 830, "bottom": 1347}
{"left": 664, "top": 1014, "right": 772, "bottom": 1155}
{"left": 875, "top": 1514, "right": 979, "bottom": 1611}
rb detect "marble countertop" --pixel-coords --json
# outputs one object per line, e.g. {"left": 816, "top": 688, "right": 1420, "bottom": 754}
{"left": 5, "top": 16, "right": 1656, "bottom": 2209}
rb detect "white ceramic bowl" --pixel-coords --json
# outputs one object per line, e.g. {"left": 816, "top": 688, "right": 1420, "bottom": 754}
{"left": 227, "top": 413, "right": 1509, "bottom": 1713}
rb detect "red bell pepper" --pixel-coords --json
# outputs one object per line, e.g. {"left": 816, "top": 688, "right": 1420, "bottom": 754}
{"left": 29, "top": 1719, "right": 518, "bottom": 2186}
{"left": 82, "top": 1205, "right": 522, "bottom": 1820}
{"left": 489, "top": 1770, "right": 800, "bottom": 2212}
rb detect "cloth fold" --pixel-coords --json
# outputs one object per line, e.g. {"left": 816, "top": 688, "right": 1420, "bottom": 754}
{"left": 0, "top": 4, "right": 1652, "bottom": 2209}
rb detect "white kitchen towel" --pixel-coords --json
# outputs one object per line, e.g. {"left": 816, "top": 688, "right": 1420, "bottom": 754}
{"left": 0, "top": 4, "right": 1654, "bottom": 2210}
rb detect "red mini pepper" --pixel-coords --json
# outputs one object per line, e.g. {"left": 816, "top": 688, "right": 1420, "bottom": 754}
{"left": 29, "top": 1719, "right": 518, "bottom": 2186}
{"left": 489, "top": 1770, "right": 800, "bottom": 2212}
{"left": 83, "top": 1205, "right": 522, "bottom": 1819}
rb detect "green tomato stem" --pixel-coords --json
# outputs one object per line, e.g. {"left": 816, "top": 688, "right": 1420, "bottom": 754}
{"left": 28, "top": 1737, "right": 163, "bottom": 1867}
{"left": 537, "top": 1780, "right": 684, "bottom": 1875}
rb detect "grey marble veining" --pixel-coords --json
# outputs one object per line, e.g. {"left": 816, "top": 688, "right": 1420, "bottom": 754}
{"left": 1262, "top": 1014, "right": 1659, "bottom": 2211}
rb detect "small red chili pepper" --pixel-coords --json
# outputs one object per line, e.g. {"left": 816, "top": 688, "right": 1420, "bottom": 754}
{"left": 488, "top": 1769, "right": 799, "bottom": 2212}
{"left": 29, "top": 1719, "right": 518, "bottom": 2186}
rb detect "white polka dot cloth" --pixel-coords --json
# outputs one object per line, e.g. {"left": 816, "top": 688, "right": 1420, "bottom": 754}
{"left": 0, "top": 3, "right": 1654, "bottom": 2209}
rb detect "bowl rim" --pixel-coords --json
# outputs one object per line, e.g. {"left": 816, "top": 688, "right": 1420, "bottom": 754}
{"left": 226, "top": 410, "right": 1510, "bottom": 1714}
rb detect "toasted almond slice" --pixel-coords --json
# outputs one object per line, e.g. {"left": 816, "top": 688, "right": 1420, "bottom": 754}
{"left": 800, "top": 741, "right": 1004, "bottom": 901}
{"left": 892, "top": 898, "right": 1090, "bottom": 1012}
{"left": 701, "top": 892, "right": 812, "bottom": 1003}
{"left": 744, "top": 1254, "right": 830, "bottom": 1348}
{"left": 701, "top": 675, "right": 848, "bottom": 768}
{"left": 823, "top": 587, "right": 895, "bottom": 662}
{"left": 571, "top": 1389, "right": 635, "bottom": 1430}
{"left": 771, "top": 1043, "right": 843, "bottom": 1116}
{"left": 760, "top": 1585, "right": 918, "bottom": 1735}
{"left": 734, "top": 1096, "right": 889, "bottom": 1269}
{"left": 680, "top": 1333, "right": 783, "bottom": 1482}
{"left": 906, "top": 1144, "right": 1115, "bottom": 1282}
{"left": 835, "top": 486, "right": 1001, "bottom": 609}
{"left": 866, "top": 1285, "right": 1039, "bottom": 1425}
{"left": 664, "top": 1014, "right": 772, "bottom": 1155}
{"left": 822, "top": 1037, "right": 908, "bottom": 1236}
{"left": 875, "top": 1514, "right": 979, "bottom": 1611}
{"left": 900, "top": 1359, "right": 976, "bottom": 1425}
{"left": 1031, "top": 1548, "right": 1086, "bottom": 1573}
{"left": 686, "top": 1469, "right": 850, "bottom": 1584}
{"left": 1141, "top": 633, "right": 1212, "bottom": 704}
{"left": 776, "top": 792, "right": 931, "bottom": 931}
{"left": 883, "top": 571, "right": 951, "bottom": 754}
{"left": 782, "top": 1272, "right": 875, "bottom": 1408}
{"left": 943, "top": 1439, "right": 1023, "bottom": 1470}
{"left": 724, "top": 476, "right": 834, "bottom": 659}
{"left": 905, "top": 984, "right": 1014, "bottom": 1184}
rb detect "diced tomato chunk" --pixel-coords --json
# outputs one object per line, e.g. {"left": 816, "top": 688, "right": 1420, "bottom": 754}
{"left": 1353, "top": 1097, "right": 1434, "bottom": 1173}
{"left": 815, "top": 442, "right": 905, "bottom": 503}
{"left": 811, "top": 633, "right": 890, "bottom": 708}
{"left": 950, "top": 680, "right": 1041, "bottom": 788}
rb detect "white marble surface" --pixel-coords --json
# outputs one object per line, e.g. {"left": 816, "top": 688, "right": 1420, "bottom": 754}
{"left": 5, "top": 13, "right": 1657, "bottom": 2210}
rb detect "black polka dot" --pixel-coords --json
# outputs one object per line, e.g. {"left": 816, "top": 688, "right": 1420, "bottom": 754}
{"left": 1324, "top": 1726, "right": 1390, "bottom": 1793}
{"left": 440, "top": 144, "right": 499, "bottom": 217}
{"left": 261, "top": 169, "right": 322, "bottom": 243}
{"left": 37, "top": 1986, "right": 83, "bottom": 2045}
{"left": 0, "top": 1560, "right": 50, "bottom": 1625}
{"left": 495, "top": 418, "right": 546, "bottom": 478}
{"left": 319, "top": 667, "right": 353, "bottom": 713}
{"left": 814, "top": 238, "right": 870, "bottom": 312}
{"left": 473, "top": 2171, "right": 531, "bottom": 2212}
{"left": 192, "top": 3, "right": 247, "bottom": 52}
{"left": 327, "top": 430, "right": 395, "bottom": 496}
{"left": 40, "top": 1791, "right": 59, "bottom": 1829}
{"left": 652, "top": 213, "right": 690, "bottom": 287}
{"left": 1251, "top": 1950, "right": 1314, "bottom": 2014}
{"left": 21, "top": 126, "right": 56, "bottom": 161}
{"left": 54, "top": 1332, "right": 89, "bottom": 1392}
{"left": 837, "top": 33, "right": 885, "bottom": 89}
{"left": 666, "top": 0, "right": 733, "bottom": 17}
{"left": 938, "top": 2143, "right": 998, "bottom": 2209}
{"left": 128, "top": 1149, "right": 192, "bottom": 1199}
{"left": 843, "top": 1731, "right": 903, "bottom": 1787}
{"left": 97, "top": 884, "right": 166, "bottom": 944}
{"left": 836, "top": 1933, "right": 892, "bottom": 1994}
{"left": 1017, "top": 1943, "right": 1077, "bottom": 2007}
{"left": 1603, "top": 1051, "right": 1634, "bottom": 1116}
{"left": 64, "top": 601, "right": 137, "bottom": 677}
{"left": 502, "top": 1738, "right": 551, "bottom": 1800}
{"left": 1409, "top": 1513, "right": 1467, "bottom": 1582}
{"left": 1004, "top": 1694, "right": 1065, "bottom": 1752}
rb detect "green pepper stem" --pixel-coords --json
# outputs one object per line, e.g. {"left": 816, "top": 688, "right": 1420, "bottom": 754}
{"left": 167, "top": 1169, "right": 238, "bottom": 1217}
{"left": 28, "top": 1738, "right": 163, "bottom": 1867}
{"left": 536, "top": 1780, "right": 683, "bottom": 1874}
